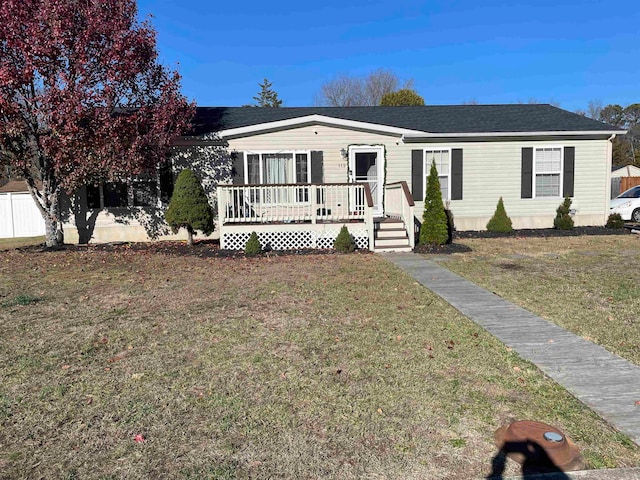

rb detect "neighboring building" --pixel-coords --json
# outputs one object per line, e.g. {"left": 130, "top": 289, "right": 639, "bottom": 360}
{"left": 611, "top": 164, "right": 640, "bottom": 198}
{"left": 0, "top": 180, "right": 46, "bottom": 239}
{"left": 54, "top": 104, "right": 623, "bottom": 250}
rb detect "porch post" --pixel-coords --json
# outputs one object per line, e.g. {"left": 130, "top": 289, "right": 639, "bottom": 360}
{"left": 310, "top": 185, "right": 317, "bottom": 225}
{"left": 216, "top": 185, "right": 225, "bottom": 249}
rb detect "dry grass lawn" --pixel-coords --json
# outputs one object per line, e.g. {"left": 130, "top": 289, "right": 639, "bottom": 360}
{"left": 440, "top": 235, "right": 640, "bottom": 366}
{"left": 1, "top": 244, "right": 639, "bottom": 479}
{"left": 0, "top": 236, "right": 45, "bottom": 251}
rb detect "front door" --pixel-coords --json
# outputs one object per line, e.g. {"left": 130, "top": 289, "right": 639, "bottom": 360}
{"left": 349, "top": 146, "right": 384, "bottom": 216}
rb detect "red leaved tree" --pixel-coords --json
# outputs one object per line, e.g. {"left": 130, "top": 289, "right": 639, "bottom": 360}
{"left": 0, "top": 0, "right": 194, "bottom": 247}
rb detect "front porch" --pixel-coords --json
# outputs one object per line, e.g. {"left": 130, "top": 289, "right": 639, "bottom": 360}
{"left": 216, "top": 182, "right": 415, "bottom": 252}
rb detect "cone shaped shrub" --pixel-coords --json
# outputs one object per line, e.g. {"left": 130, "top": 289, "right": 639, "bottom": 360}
{"left": 245, "top": 232, "right": 262, "bottom": 256}
{"left": 486, "top": 197, "right": 513, "bottom": 233}
{"left": 606, "top": 213, "right": 624, "bottom": 229}
{"left": 165, "top": 169, "right": 214, "bottom": 245}
{"left": 553, "top": 196, "right": 574, "bottom": 230}
{"left": 334, "top": 225, "right": 355, "bottom": 253}
{"left": 419, "top": 161, "right": 449, "bottom": 245}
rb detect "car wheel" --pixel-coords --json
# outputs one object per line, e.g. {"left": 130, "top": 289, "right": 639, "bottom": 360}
{"left": 632, "top": 208, "right": 640, "bottom": 223}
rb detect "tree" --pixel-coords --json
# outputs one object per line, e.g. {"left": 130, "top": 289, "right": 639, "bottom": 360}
{"left": 315, "top": 69, "right": 411, "bottom": 107}
{"left": 419, "top": 161, "right": 449, "bottom": 245}
{"left": 553, "top": 196, "right": 574, "bottom": 230}
{"left": 0, "top": 0, "right": 193, "bottom": 247}
{"left": 252, "top": 78, "right": 282, "bottom": 107}
{"left": 596, "top": 103, "right": 640, "bottom": 166}
{"left": 334, "top": 225, "right": 355, "bottom": 253}
{"left": 486, "top": 197, "right": 513, "bottom": 233}
{"left": 380, "top": 89, "right": 425, "bottom": 106}
{"left": 165, "top": 169, "right": 213, "bottom": 246}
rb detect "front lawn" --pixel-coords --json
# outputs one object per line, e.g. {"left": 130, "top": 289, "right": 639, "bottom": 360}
{"left": 1, "top": 245, "right": 638, "bottom": 478}
{"left": 440, "top": 234, "right": 640, "bottom": 365}
{"left": 0, "top": 235, "right": 45, "bottom": 250}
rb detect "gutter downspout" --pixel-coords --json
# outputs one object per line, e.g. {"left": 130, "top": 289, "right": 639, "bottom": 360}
{"left": 606, "top": 134, "right": 616, "bottom": 222}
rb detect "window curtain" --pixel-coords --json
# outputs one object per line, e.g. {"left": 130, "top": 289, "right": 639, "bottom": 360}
{"left": 263, "top": 153, "right": 293, "bottom": 184}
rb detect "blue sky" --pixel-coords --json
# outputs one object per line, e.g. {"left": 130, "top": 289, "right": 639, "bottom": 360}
{"left": 136, "top": 0, "right": 639, "bottom": 111}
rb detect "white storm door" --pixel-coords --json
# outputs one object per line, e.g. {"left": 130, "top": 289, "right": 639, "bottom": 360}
{"left": 349, "top": 146, "right": 384, "bottom": 216}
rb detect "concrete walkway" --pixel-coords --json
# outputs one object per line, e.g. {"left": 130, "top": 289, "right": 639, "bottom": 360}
{"left": 383, "top": 253, "right": 640, "bottom": 447}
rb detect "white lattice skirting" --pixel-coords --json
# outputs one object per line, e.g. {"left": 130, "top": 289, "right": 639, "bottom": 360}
{"left": 223, "top": 228, "right": 369, "bottom": 251}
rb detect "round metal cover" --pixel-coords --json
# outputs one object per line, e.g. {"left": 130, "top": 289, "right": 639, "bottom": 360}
{"left": 494, "top": 420, "right": 583, "bottom": 471}
{"left": 543, "top": 431, "right": 564, "bottom": 443}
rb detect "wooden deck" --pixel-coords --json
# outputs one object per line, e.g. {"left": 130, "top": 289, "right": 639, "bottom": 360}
{"left": 384, "top": 253, "right": 640, "bottom": 446}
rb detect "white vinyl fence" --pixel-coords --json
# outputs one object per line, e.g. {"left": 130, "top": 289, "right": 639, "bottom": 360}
{"left": 0, "top": 192, "right": 46, "bottom": 238}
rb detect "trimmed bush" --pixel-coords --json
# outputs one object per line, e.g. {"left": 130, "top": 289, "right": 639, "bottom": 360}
{"left": 245, "top": 232, "right": 262, "bottom": 256}
{"left": 606, "top": 213, "right": 625, "bottom": 229}
{"left": 334, "top": 225, "right": 355, "bottom": 253}
{"left": 486, "top": 197, "right": 513, "bottom": 233}
{"left": 419, "top": 161, "right": 449, "bottom": 245}
{"left": 553, "top": 196, "right": 575, "bottom": 230}
{"left": 165, "top": 169, "right": 214, "bottom": 246}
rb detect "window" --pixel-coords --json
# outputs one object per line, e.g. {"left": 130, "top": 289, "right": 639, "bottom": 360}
{"left": 85, "top": 165, "right": 172, "bottom": 209}
{"left": 534, "top": 147, "right": 562, "bottom": 198}
{"left": 244, "top": 151, "right": 311, "bottom": 203}
{"left": 424, "top": 149, "right": 450, "bottom": 200}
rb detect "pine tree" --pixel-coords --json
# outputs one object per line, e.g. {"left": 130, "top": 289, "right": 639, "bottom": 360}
{"left": 553, "top": 196, "right": 575, "bottom": 230}
{"left": 334, "top": 225, "right": 355, "bottom": 253}
{"left": 165, "top": 169, "right": 214, "bottom": 245}
{"left": 486, "top": 197, "right": 513, "bottom": 233}
{"left": 245, "top": 232, "right": 263, "bottom": 256}
{"left": 253, "top": 78, "right": 282, "bottom": 107}
{"left": 419, "top": 161, "right": 449, "bottom": 245}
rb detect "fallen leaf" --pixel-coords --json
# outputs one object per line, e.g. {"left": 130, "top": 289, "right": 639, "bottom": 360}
{"left": 61, "top": 365, "right": 71, "bottom": 370}
{"left": 134, "top": 434, "right": 145, "bottom": 443}
{"left": 513, "top": 366, "right": 521, "bottom": 373}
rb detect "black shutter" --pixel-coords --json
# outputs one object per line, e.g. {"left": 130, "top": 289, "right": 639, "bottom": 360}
{"left": 451, "top": 148, "right": 463, "bottom": 200}
{"left": 311, "top": 151, "right": 323, "bottom": 183}
{"left": 563, "top": 147, "right": 575, "bottom": 197}
{"left": 521, "top": 147, "right": 533, "bottom": 199}
{"left": 411, "top": 149, "right": 423, "bottom": 201}
{"left": 231, "top": 151, "right": 244, "bottom": 185}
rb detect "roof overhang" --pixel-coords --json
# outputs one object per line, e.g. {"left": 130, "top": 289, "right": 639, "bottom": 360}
{"left": 402, "top": 130, "right": 626, "bottom": 142}
{"left": 217, "top": 114, "right": 428, "bottom": 139}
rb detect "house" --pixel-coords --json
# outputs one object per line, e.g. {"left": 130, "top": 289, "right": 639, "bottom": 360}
{"left": 61, "top": 104, "right": 623, "bottom": 251}
{"left": 611, "top": 164, "right": 640, "bottom": 198}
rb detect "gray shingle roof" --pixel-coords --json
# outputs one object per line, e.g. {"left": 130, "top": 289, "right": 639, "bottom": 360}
{"left": 190, "top": 104, "right": 620, "bottom": 136}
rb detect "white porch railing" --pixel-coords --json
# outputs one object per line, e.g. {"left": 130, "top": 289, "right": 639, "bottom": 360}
{"left": 384, "top": 181, "right": 415, "bottom": 248}
{"left": 217, "top": 183, "right": 371, "bottom": 224}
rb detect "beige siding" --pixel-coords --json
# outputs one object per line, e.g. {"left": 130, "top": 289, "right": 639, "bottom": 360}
{"left": 229, "top": 127, "right": 611, "bottom": 230}
{"left": 227, "top": 125, "right": 399, "bottom": 184}
{"left": 392, "top": 139, "right": 610, "bottom": 230}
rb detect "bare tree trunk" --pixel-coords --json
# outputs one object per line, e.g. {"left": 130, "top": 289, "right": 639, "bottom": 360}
{"left": 186, "top": 226, "right": 194, "bottom": 246}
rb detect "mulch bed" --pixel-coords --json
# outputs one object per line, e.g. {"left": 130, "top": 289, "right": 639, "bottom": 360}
{"left": 13, "top": 226, "right": 635, "bottom": 257}
{"left": 17, "top": 239, "right": 372, "bottom": 258}
{"left": 454, "top": 225, "right": 631, "bottom": 239}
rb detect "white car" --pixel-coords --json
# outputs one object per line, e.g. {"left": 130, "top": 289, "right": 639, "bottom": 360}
{"left": 610, "top": 185, "right": 640, "bottom": 222}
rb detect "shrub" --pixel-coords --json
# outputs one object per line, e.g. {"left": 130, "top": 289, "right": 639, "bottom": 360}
{"left": 606, "top": 213, "right": 625, "bottom": 229}
{"left": 553, "top": 196, "right": 574, "bottom": 230}
{"left": 486, "top": 197, "right": 513, "bottom": 233}
{"left": 245, "top": 232, "right": 262, "bottom": 256}
{"left": 419, "top": 161, "right": 449, "bottom": 245}
{"left": 165, "top": 169, "right": 214, "bottom": 246}
{"left": 334, "top": 225, "right": 355, "bottom": 253}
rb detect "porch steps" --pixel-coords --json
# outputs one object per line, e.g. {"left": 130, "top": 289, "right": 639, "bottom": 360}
{"left": 373, "top": 218, "right": 413, "bottom": 253}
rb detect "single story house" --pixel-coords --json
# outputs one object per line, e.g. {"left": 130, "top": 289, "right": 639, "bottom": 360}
{"left": 611, "top": 164, "right": 640, "bottom": 198}
{"left": 60, "top": 104, "right": 623, "bottom": 251}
